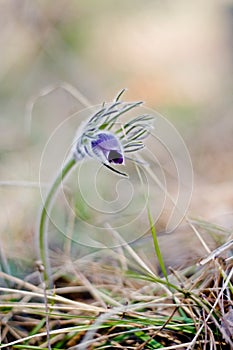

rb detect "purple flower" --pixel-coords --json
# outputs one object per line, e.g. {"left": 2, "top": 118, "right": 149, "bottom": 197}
{"left": 90, "top": 132, "right": 124, "bottom": 165}
{"left": 72, "top": 90, "right": 153, "bottom": 176}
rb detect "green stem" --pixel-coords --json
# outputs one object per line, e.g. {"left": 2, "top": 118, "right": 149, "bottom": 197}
{"left": 38, "top": 157, "right": 76, "bottom": 286}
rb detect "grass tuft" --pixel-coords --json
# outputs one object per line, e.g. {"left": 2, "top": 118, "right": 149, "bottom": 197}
{"left": 0, "top": 223, "right": 232, "bottom": 349}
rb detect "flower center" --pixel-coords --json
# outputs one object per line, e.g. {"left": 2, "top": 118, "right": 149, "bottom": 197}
{"left": 108, "top": 150, "right": 123, "bottom": 164}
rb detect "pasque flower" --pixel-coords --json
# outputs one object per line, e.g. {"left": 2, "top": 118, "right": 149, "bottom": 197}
{"left": 72, "top": 89, "right": 153, "bottom": 175}
{"left": 38, "top": 90, "right": 153, "bottom": 286}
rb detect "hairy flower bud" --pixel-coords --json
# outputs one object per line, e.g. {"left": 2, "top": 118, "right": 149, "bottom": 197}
{"left": 72, "top": 90, "right": 153, "bottom": 175}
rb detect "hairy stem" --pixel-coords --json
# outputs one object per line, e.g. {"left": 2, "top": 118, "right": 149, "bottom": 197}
{"left": 38, "top": 157, "right": 76, "bottom": 286}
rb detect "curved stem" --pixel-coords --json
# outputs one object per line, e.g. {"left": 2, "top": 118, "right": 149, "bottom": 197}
{"left": 38, "top": 157, "right": 76, "bottom": 286}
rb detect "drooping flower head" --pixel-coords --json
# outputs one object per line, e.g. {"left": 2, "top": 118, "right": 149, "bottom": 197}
{"left": 72, "top": 89, "right": 153, "bottom": 176}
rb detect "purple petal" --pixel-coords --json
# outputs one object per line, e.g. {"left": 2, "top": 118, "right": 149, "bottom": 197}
{"left": 91, "top": 133, "right": 121, "bottom": 151}
{"left": 91, "top": 132, "right": 124, "bottom": 165}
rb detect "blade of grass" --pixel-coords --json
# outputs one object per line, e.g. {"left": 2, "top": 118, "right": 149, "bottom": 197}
{"left": 134, "top": 160, "right": 168, "bottom": 283}
{"left": 147, "top": 205, "right": 168, "bottom": 283}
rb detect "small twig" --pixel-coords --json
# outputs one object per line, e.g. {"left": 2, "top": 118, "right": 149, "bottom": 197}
{"left": 136, "top": 306, "right": 178, "bottom": 350}
{"left": 36, "top": 261, "right": 52, "bottom": 350}
{"left": 25, "top": 82, "right": 92, "bottom": 135}
{"left": 199, "top": 239, "right": 233, "bottom": 265}
{"left": 0, "top": 180, "right": 48, "bottom": 188}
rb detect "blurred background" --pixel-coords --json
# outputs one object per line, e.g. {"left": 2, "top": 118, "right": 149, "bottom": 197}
{"left": 0, "top": 0, "right": 233, "bottom": 275}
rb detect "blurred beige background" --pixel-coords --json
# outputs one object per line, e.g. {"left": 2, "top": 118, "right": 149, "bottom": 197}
{"left": 0, "top": 0, "right": 233, "bottom": 272}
